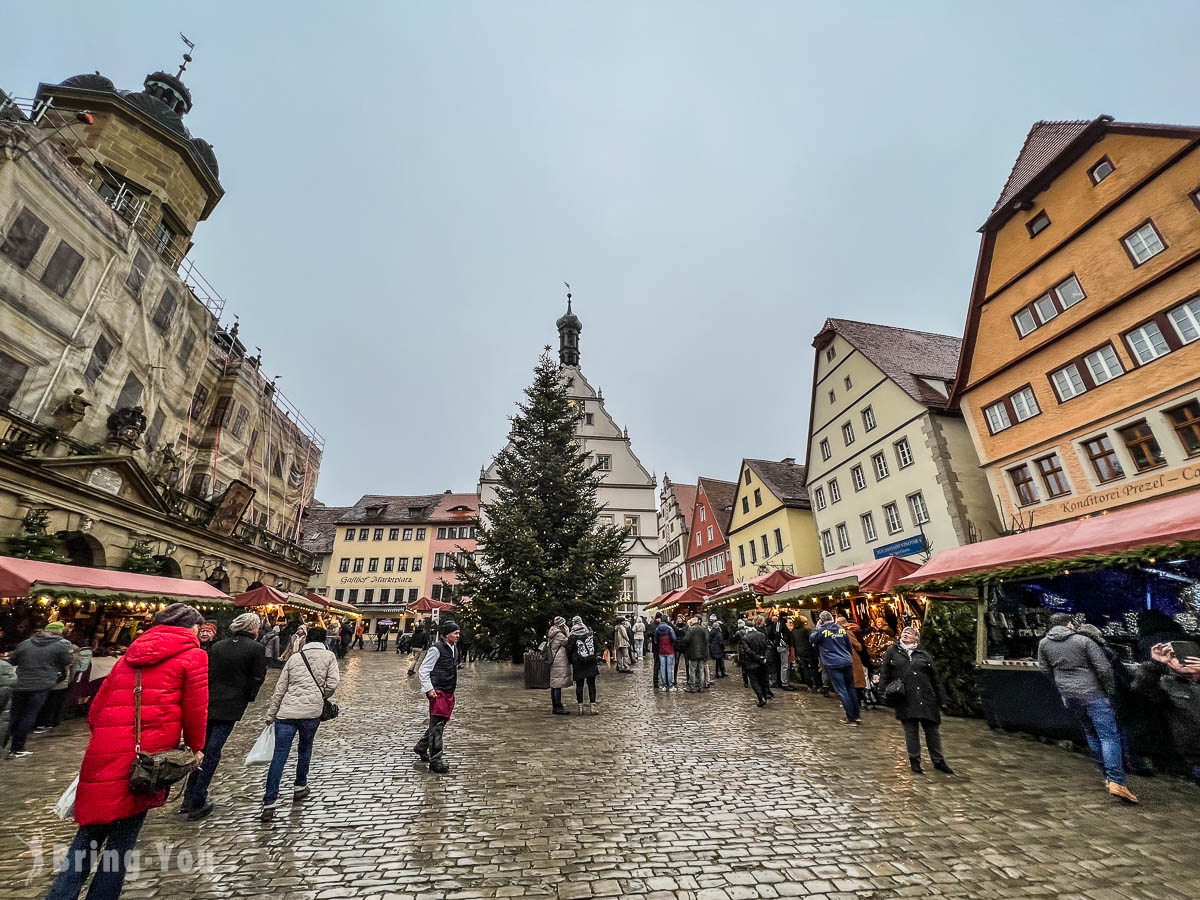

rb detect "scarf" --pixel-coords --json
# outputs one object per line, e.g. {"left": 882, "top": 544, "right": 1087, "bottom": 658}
{"left": 570, "top": 624, "right": 590, "bottom": 638}
{"left": 899, "top": 640, "right": 919, "bottom": 655}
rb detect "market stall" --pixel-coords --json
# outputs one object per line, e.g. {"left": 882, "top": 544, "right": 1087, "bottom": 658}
{"left": 702, "top": 569, "right": 797, "bottom": 614}
{"left": 233, "top": 585, "right": 328, "bottom": 624}
{"left": 0, "top": 554, "right": 232, "bottom": 704}
{"left": 309, "top": 591, "right": 359, "bottom": 619}
{"left": 768, "top": 556, "right": 923, "bottom": 627}
{"left": 898, "top": 491, "right": 1200, "bottom": 745}
{"left": 647, "top": 584, "right": 710, "bottom": 617}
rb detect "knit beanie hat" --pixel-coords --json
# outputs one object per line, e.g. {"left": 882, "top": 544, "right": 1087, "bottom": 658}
{"left": 553, "top": 616, "right": 566, "bottom": 627}
{"left": 230, "top": 612, "right": 261, "bottom": 634}
{"left": 441, "top": 620, "right": 461, "bottom": 637}
{"left": 151, "top": 603, "right": 205, "bottom": 629}
{"left": 571, "top": 615, "right": 583, "bottom": 627}
{"left": 44, "top": 621, "right": 65, "bottom": 634}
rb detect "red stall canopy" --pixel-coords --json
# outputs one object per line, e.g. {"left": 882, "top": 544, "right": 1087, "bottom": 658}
{"left": 232, "top": 585, "right": 289, "bottom": 608}
{"left": 647, "top": 590, "right": 681, "bottom": 610}
{"left": 407, "top": 596, "right": 455, "bottom": 614}
{"left": 898, "top": 491, "right": 1200, "bottom": 588}
{"left": 650, "top": 585, "right": 710, "bottom": 611}
{"left": 0, "top": 555, "right": 231, "bottom": 605}
{"left": 772, "top": 556, "right": 921, "bottom": 603}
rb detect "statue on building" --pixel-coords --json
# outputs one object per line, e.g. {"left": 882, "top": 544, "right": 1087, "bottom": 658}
{"left": 51, "top": 388, "right": 91, "bottom": 434}
{"left": 153, "top": 443, "right": 182, "bottom": 489}
{"left": 106, "top": 405, "right": 147, "bottom": 449}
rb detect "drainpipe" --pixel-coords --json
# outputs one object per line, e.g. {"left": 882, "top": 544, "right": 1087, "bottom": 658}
{"left": 32, "top": 251, "right": 118, "bottom": 421}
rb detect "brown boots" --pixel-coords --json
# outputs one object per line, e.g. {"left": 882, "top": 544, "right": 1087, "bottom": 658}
{"left": 1106, "top": 781, "right": 1139, "bottom": 804}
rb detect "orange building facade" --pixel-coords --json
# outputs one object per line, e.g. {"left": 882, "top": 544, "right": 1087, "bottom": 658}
{"left": 955, "top": 117, "right": 1200, "bottom": 528}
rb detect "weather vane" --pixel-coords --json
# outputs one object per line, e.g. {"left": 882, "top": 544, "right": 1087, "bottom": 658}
{"left": 564, "top": 281, "right": 573, "bottom": 310}
{"left": 178, "top": 33, "right": 195, "bottom": 77}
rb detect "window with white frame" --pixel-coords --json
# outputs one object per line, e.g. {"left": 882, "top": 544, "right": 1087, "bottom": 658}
{"left": 862, "top": 406, "right": 877, "bottom": 431}
{"left": 1090, "top": 158, "right": 1114, "bottom": 183}
{"left": 844, "top": 375, "right": 852, "bottom": 390}
{"left": 624, "top": 515, "right": 640, "bottom": 535}
{"left": 813, "top": 486, "right": 826, "bottom": 510}
{"left": 984, "top": 401, "right": 1012, "bottom": 434}
{"left": 1051, "top": 364, "right": 1087, "bottom": 401}
{"left": 1056, "top": 275, "right": 1086, "bottom": 309}
{"left": 1125, "top": 322, "right": 1170, "bottom": 364}
{"left": 829, "top": 479, "right": 841, "bottom": 503}
{"left": 908, "top": 491, "right": 930, "bottom": 525}
{"left": 696, "top": 532, "right": 702, "bottom": 548}
{"left": 872, "top": 451, "right": 889, "bottom": 480}
{"left": 820, "top": 530, "right": 835, "bottom": 556}
{"left": 819, "top": 438, "right": 831, "bottom": 461}
{"left": 836, "top": 523, "right": 851, "bottom": 551}
{"left": 1084, "top": 345, "right": 1124, "bottom": 385}
{"left": 828, "top": 389, "right": 836, "bottom": 404}
{"left": 596, "top": 454, "right": 612, "bottom": 472}
{"left": 842, "top": 421, "right": 855, "bottom": 445}
{"left": 851, "top": 464, "right": 866, "bottom": 491}
{"left": 1014, "top": 307, "right": 1037, "bottom": 337}
{"left": 1011, "top": 386, "right": 1040, "bottom": 421}
{"left": 707, "top": 525, "right": 713, "bottom": 542}
{"left": 883, "top": 502, "right": 903, "bottom": 534}
{"left": 1168, "top": 297, "right": 1200, "bottom": 344}
{"left": 699, "top": 505, "right": 706, "bottom": 522}
{"left": 895, "top": 437, "right": 914, "bottom": 468}
{"left": 826, "top": 346, "right": 836, "bottom": 362}
{"left": 861, "top": 512, "right": 877, "bottom": 542}
{"left": 773, "top": 528, "right": 783, "bottom": 554}
{"left": 1124, "top": 222, "right": 1165, "bottom": 265}
{"left": 1033, "top": 293, "right": 1059, "bottom": 324}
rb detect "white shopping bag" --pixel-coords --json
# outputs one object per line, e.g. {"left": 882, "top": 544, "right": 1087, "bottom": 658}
{"left": 54, "top": 775, "right": 79, "bottom": 820}
{"left": 244, "top": 725, "right": 275, "bottom": 765}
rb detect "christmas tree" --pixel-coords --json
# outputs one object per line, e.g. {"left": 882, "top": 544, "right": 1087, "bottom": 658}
{"left": 121, "top": 540, "right": 165, "bottom": 575}
{"left": 5, "top": 509, "right": 67, "bottom": 563}
{"left": 454, "top": 351, "right": 629, "bottom": 661}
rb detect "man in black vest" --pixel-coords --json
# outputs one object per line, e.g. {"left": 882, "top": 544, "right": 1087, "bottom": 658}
{"left": 414, "top": 620, "right": 460, "bottom": 774}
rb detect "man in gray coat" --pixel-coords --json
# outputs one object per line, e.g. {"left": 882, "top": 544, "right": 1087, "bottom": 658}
{"left": 6, "top": 621, "right": 74, "bottom": 758}
{"left": 1037, "top": 614, "right": 1136, "bottom": 803}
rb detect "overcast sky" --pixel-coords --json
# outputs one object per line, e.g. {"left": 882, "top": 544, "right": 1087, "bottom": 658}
{"left": 7, "top": 2, "right": 1199, "bottom": 505}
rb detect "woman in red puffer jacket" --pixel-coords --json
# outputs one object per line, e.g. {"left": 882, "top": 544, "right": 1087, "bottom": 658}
{"left": 46, "top": 603, "right": 208, "bottom": 900}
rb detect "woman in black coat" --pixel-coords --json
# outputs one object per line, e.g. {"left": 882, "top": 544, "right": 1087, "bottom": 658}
{"left": 879, "top": 627, "right": 954, "bottom": 775}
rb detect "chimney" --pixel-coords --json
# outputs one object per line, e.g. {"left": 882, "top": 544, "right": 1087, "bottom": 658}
{"left": 780, "top": 457, "right": 796, "bottom": 465}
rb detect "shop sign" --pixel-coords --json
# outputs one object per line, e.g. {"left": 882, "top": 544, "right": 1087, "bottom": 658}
{"left": 334, "top": 575, "right": 415, "bottom": 586}
{"left": 873, "top": 535, "right": 927, "bottom": 559}
{"left": 1051, "top": 461, "right": 1200, "bottom": 518}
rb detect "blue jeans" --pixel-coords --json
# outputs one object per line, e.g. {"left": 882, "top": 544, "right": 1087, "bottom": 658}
{"left": 45, "top": 812, "right": 147, "bottom": 900}
{"left": 8, "top": 688, "right": 49, "bottom": 752}
{"left": 550, "top": 688, "right": 563, "bottom": 709}
{"left": 827, "top": 665, "right": 860, "bottom": 721}
{"left": 1062, "top": 694, "right": 1126, "bottom": 785}
{"left": 658, "top": 654, "right": 674, "bottom": 687}
{"left": 184, "top": 720, "right": 236, "bottom": 810}
{"left": 263, "top": 718, "right": 320, "bottom": 805}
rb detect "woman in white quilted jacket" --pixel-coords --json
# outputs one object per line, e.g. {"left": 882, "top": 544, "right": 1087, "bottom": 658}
{"left": 260, "top": 625, "right": 340, "bottom": 821}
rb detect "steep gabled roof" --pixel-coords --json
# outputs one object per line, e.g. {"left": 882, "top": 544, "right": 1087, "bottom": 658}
{"left": 816, "top": 319, "right": 961, "bottom": 410}
{"left": 671, "top": 482, "right": 698, "bottom": 529}
{"left": 745, "top": 459, "right": 810, "bottom": 509}
{"left": 338, "top": 494, "right": 444, "bottom": 524}
{"left": 991, "top": 119, "right": 1094, "bottom": 215}
{"left": 299, "top": 504, "right": 352, "bottom": 554}
{"left": 697, "top": 477, "right": 737, "bottom": 534}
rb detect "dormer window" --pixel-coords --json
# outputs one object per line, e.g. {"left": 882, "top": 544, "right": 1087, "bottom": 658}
{"left": 1089, "top": 158, "right": 1114, "bottom": 184}
{"left": 1026, "top": 211, "right": 1051, "bottom": 237}
{"left": 366, "top": 504, "right": 386, "bottom": 519}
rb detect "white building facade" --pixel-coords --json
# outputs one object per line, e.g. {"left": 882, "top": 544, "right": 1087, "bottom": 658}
{"left": 805, "top": 319, "right": 1002, "bottom": 570}
{"left": 655, "top": 475, "right": 695, "bottom": 595}
{"left": 479, "top": 297, "right": 659, "bottom": 616}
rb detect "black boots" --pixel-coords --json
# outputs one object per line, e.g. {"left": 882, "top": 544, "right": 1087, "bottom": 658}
{"left": 910, "top": 758, "right": 924, "bottom": 774}
{"left": 552, "top": 706, "right": 570, "bottom": 715}
{"left": 933, "top": 761, "right": 955, "bottom": 775}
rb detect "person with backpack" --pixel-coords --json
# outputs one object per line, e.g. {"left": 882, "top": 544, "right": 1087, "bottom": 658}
{"left": 655, "top": 616, "right": 677, "bottom": 691}
{"left": 565, "top": 616, "right": 599, "bottom": 715}
{"left": 45, "top": 604, "right": 208, "bottom": 899}
{"left": 545, "top": 617, "right": 572, "bottom": 715}
{"left": 260, "top": 626, "right": 340, "bottom": 822}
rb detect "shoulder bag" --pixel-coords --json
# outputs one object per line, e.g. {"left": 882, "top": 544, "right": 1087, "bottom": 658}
{"left": 299, "top": 650, "right": 339, "bottom": 721}
{"left": 128, "top": 669, "right": 197, "bottom": 795}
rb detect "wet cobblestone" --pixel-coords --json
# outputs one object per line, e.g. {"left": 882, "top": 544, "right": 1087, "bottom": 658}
{"left": 0, "top": 652, "right": 1196, "bottom": 898}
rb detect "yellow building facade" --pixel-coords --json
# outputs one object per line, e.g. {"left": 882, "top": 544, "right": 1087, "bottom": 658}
{"left": 727, "top": 458, "right": 822, "bottom": 583}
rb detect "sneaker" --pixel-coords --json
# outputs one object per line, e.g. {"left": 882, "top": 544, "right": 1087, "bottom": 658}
{"left": 839, "top": 718, "right": 854, "bottom": 725}
{"left": 186, "top": 803, "right": 214, "bottom": 821}
{"left": 429, "top": 759, "right": 450, "bottom": 774}
{"left": 260, "top": 803, "right": 277, "bottom": 822}
{"left": 6, "top": 751, "right": 31, "bottom": 759}
{"left": 1106, "top": 781, "right": 1138, "bottom": 804}
{"left": 32, "top": 727, "right": 48, "bottom": 735}
{"left": 292, "top": 786, "right": 311, "bottom": 803}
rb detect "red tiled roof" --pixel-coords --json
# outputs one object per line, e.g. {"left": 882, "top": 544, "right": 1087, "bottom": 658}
{"left": 991, "top": 119, "right": 1092, "bottom": 214}
{"left": 817, "top": 319, "right": 960, "bottom": 410}
{"left": 697, "top": 477, "right": 737, "bottom": 534}
{"left": 672, "top": 483, "right": 698, "bottom": 528}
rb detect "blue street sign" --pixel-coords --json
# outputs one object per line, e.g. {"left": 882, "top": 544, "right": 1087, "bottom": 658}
{"left": 873, "top": 535, "right": 927, "bottom": 559}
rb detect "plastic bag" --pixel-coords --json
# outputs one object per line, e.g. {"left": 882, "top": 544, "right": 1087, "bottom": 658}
{"left": 54, "top": 775, "right": 79, "bottom": 820}
{"left": 244, "top": 725, "right": 275, "bottom": 765}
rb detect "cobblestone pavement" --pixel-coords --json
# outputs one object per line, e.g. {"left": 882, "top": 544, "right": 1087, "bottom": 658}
{"left": 1, "top": 651, "right": 1197, "bottom": 899}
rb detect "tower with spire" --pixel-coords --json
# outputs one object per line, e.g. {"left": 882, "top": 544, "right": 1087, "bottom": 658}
{"left": 478, "top": 286, "right": 660, "bottom": 616}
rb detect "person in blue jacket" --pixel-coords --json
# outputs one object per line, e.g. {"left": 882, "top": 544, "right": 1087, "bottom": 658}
{"left": 810, "top": 610, "right": 861, "bottom": 724}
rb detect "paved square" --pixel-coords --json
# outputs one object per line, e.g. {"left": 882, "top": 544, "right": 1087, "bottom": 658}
{"left": 0, "top": 652, "right": 1195, "bottom": 899}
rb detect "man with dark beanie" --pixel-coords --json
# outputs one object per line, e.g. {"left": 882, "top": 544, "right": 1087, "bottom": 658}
{"left": 414, "top": 620, "right": 461, "bottom": 774}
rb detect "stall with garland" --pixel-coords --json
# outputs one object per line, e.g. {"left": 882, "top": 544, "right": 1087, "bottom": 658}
{"left": 0, "top": 554, "right": 232, "bottom": 654}
{"left": 898, "top": 491, "right": 1200, "bottom": 747}
{"left": 767, "top": 557, "right": 924, "bottom": 629}
{"left": 233, "top": 585, "right": 340, "bottom": 624}
{"left": 647, "top": 584, "right": 711, "bottom": 618}
{"left": 702, "top": 569, "right": 795, "bottom": 615}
